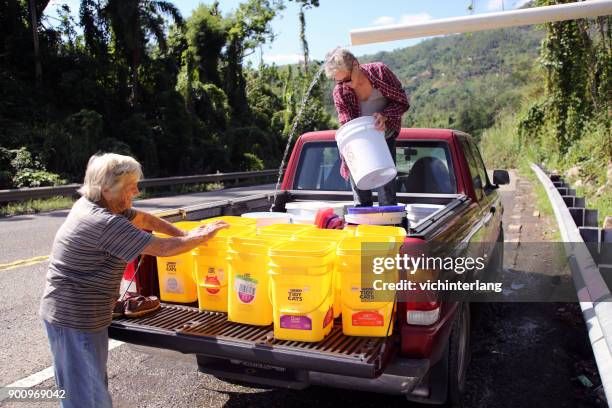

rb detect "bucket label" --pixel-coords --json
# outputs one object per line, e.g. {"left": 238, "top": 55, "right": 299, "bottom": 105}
{"left": 280, "top": 315, "right": 312, "bottom": 330}
{"left": 235, "top": 274, "right": 257, "bottom": 304}
{"left": 359, "top": 288, "right": 375, "bottom": 302}
{"left": 287, "top": 289, "right": 303, "bottom": 302}
{"left": 165, "top": 261, "right": 178, "bottom": 274}
{"left": 205, "top": 275, "right": 221, "bottom": 295}
{"left": 352, "top": 311, "right": 384, "bottom": 327}
{"left": 323, "top": 306, "right": 333, "bottom": 328}
{"left": 206, "top": 266, "right": 224, "bottom": 279}
{"left": 165, "top": 277, "right": 183, "bottom": 294}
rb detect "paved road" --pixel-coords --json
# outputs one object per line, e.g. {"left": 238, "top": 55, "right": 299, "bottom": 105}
{"left": 0, "top": 177, "right": 601, "bottom": 407}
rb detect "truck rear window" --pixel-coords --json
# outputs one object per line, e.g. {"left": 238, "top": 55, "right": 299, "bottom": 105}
{"left": 293, "top": 141, "right": 457, "bottom": 194}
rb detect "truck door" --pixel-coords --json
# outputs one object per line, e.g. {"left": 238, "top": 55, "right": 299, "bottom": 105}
{"left": 467, "top": 140, "right": 501, "bottom": 261}
{"left": 458, "top": 137, "right": 488, "bottom": 269}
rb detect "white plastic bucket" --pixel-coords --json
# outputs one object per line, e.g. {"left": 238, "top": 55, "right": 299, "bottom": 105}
{"left": 290, "top": 214, "right": 316, "bottom": 224}
{"left": 405, "top": 204, "right": 444, "bottom": 225}
{"left": 345, "top": 212, "right": 404, "bottom": 225}
{"left": 285, "top": 201, "right": 346, "bottom": 218}
{"left": 335, "top": 116, "right": 397, "bottom": 190}
{"left": 241, "top": 212, "right": 290, "bottom": 227}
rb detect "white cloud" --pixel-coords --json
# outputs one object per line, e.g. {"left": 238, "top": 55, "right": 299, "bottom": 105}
{"left": 371, "top": 12, "right": 432, "bottom": 27}
{"left": 372, "top": 16, "right": 396, "bottom": 26}
{"left": 486, "top": 0, "right": 504, "bottom": 10}
{"left": 262, "top": 53, "right": 305, "bottom": 64}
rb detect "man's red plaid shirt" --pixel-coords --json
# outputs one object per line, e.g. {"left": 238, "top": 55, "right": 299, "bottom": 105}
{"left": 332, "top": 62, "right": 409, "bottom": 180}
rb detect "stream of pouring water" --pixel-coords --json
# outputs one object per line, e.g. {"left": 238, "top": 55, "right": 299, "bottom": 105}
{"left": 270, "top": 46, "right": 347, "bottom": 211}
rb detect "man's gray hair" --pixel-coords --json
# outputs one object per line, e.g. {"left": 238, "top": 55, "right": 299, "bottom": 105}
{"left": 78, "top": 153, "right": 143, "bottom": 201}
{"left": 324, "top": 48, "right": 356, "bottom": 79}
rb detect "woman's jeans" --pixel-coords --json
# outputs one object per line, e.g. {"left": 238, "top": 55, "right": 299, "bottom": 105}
{"left": 349, "top": 136, "right": 398, "bottom": 206}
{"left": 43, "top": 320, "right": 112, "bottom": 408}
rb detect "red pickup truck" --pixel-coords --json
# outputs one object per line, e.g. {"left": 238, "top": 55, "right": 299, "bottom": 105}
{"left": 109, "top": 128, "right": 508, "bottom": 406}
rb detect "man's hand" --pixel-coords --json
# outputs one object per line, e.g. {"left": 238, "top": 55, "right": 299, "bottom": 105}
{"left": 187, "top": 220, "right": 229, "bottom": 242}
{"left": 373, "top": 112, "right": 387, "bottom": 131}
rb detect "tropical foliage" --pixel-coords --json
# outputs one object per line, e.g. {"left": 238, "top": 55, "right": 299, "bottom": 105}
{"left": 0, "top": 0, "right": 330, "bottom": 188}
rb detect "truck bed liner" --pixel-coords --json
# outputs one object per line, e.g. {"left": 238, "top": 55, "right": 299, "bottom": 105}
{"left": 109, "top": 304, "right": 394, "bottom": 378}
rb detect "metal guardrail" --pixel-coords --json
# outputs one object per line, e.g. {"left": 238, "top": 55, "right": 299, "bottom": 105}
{"left": 531, "top": 163, "right": 612, "bottom": 402}
{"left": 0, "top": 170, "right": 278, "bottom": 203}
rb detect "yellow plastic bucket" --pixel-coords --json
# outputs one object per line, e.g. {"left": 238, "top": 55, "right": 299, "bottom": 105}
{"left": 268, "top": 241, "right": 336, "bottom": 342}
{"left": 257, "top": 223, "right": 316, "bottom": 238}
{"left": 355, "top": 224, "right": 406, "bottom": 242}
{"left": 227, "top": 234, "right": 286, "bottom": 325}
{"left": 193, "top": 224, "right": 256, "bottom": 312}
{"left": 337, "top": 236, "right": 399, "bottom": 337}
{"left": 295, "top": 228, "right": 353, "bottom": 318}
{"left": 201, "top": 216, "right": 256, "bottom": 226}
{"left": 154, "top": 221, "right": 200, "bottom": 303}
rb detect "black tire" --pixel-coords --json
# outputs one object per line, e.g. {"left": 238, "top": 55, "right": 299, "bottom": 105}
{"left": 446, "top": 302, "right": 471, "bottom": 407}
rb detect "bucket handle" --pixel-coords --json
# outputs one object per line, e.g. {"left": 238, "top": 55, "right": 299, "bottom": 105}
{"left": 270, "top": 283, "right": 333, "bottom": 316}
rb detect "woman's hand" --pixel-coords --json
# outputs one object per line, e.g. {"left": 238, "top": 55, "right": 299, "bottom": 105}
{"left": 373, "top": 112, "right": 387, "bottom": 131}
{"left": 188, "top": 221, "right": 229, "bottom": 241}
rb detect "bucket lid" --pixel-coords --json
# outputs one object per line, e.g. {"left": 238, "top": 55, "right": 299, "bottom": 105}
{"left": 355, "top": 224, "right": 407, "bottom": 238}
{"left": 229, "top": 234, "right": 284, "bottom": 254}
{"left": 337, "top": 236, "right": 397, "bottom": 255}
{"left": 269, "top": 240, "right": 335, "bottom": 258}
{"left": 347, "top": 205, "right": 406, "bottom": 214}
{"left": 258, "top": 223, "right": 315, "bottom": 237}
{"left": 194, "top": 224, "right": 256, "bottom": 252}
{"left": 296, "top": 228, "right": 352, "bottom": 241}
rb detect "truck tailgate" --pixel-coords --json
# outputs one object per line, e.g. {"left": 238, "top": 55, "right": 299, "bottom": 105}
{"left": 109, "top": 304, "right": 395, "bottom": 379}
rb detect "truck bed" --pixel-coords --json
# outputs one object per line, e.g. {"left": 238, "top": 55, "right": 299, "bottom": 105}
{"left": 110, "top": 304, "right": 395, "bottom": 378}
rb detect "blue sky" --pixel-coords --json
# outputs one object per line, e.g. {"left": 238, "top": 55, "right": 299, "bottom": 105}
{"left": 46, "top": 0, "right": 531, "bottom": 64}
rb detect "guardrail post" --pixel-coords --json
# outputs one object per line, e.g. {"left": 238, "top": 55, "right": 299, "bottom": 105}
{"left": 569, "top": 208, "right": 585, "bottom": 227}
{"left": 585, "top": 209, "right": 599, "bottom": 227}
{"left": 574, "top": 197, "right": 586, "bottom": 208}
{"left": 562, "top": 195, "right": 575, "bottom": 207}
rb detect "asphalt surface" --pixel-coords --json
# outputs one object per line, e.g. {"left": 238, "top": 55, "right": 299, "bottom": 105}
{"left": 0, "top": 178, "right": 602, "bottom": 407}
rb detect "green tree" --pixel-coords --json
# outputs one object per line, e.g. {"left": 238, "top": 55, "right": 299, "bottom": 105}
{"left": 100, "top": 0, "right": 183, "bottom": 104}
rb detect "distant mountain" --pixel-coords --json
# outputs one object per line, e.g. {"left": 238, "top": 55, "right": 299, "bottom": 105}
{"left": 324, "top": 25, "right": 545, "bottom": 139}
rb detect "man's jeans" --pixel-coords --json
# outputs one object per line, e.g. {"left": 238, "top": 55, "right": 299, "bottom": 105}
{"left": 43, "top": 320, "right": 112, "bottom": 408}
{"left": 350, "top": 136, "right": 398, "bottom": 206}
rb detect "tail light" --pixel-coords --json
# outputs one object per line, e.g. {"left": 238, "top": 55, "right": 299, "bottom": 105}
{"left": 406, "top": 301, "right": 440, "bottom": 325}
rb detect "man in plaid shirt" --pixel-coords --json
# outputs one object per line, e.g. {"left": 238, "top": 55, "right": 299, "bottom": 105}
{"left": 324, "top": 48, "right": 409, "bottom": 207}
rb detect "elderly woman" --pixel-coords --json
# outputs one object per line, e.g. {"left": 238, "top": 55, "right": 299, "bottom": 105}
{"left": 39, "top": 153, "right": 227, "bottom": 408}
{"left": 324, "top": 48, "right": 409, "bottom": 207}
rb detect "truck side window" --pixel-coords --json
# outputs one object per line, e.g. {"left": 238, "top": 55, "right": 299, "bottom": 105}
{"left": 396, "top": 142, "right": 456, "bottom": 194}
{"left": 469, "top": 142, "right": 491, "bottom": 190}
{"left": 460, "top": 139, "right": 483, "bottom": 200}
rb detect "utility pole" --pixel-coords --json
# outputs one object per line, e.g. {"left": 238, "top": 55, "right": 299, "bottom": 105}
{"left": 29, "top": 0, "right": 42, "bottom": 88}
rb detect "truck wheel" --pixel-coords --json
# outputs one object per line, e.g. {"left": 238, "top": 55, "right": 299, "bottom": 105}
{"left": 446, "top": 302, "right": 471, "bottom": 407}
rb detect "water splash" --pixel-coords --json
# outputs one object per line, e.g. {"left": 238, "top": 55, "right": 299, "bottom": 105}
{"left": 269, "top": 46, "right": 348, "bottom": 211}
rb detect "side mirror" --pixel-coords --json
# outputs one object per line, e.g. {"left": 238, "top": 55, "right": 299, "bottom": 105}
{"left": 493, "top": 170, "right": 510, "bottom": 185}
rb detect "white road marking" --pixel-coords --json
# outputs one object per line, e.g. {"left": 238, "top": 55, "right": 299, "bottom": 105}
{"left": 1, "top": 340, "right": 124, "bottom": 398}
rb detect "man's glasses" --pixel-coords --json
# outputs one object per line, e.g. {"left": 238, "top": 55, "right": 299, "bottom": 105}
{"left": 335, "top": 75, "right": 352, "bottom": 86}
{"left": 335, "top": 62, "right": 358, "bottom": 86}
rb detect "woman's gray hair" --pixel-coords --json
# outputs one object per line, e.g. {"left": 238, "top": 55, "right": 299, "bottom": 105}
{"left": 324, "top": 48, "right": 356, "bottom": 79}
{"left": 78, "top": 153, "right": 143, "bottom": 201}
